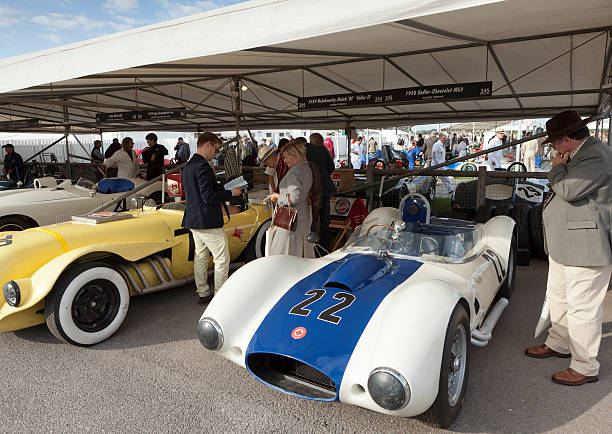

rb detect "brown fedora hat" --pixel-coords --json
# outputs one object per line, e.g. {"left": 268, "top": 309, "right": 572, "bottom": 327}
{"left": 543, "top": 110, "right": 593, "bottom": 144}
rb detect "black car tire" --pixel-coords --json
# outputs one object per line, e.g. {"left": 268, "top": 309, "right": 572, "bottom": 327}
{"left": 241, "top": 219, "right": 271, "bottom": 262}
{"left": 529, "top": 204, "right": 547, "bottom": 258}
{"left": 147, "top": 191, "right": 163, "bottom": 205}
{"left": 426, "top": 181, "right": 436, "bottom": 202}
{"left": 0, "top": 215, "right": 35, "bottom": 232}
{"left": 421, "top": 303, "right": 470, "bottom": 429}
{"left": 510, "top": 203, "right": 532, "bottom": 251}
{"left": 45, "top": 262, "right": 130, "bottom": 346}
{"left": 460, "top": 162, "right": 478, "bottom": 171}
{"left": 474, "top": 201, "right": 496, "bottom": 223}
{"left": 507, "top": 162, "right": 527, "bottom": 172}
{"left": 494, "top": 203, "right": 514, "bottom": 217}
{"left": 498, "top": 236, "right": 517, "bottom": 299}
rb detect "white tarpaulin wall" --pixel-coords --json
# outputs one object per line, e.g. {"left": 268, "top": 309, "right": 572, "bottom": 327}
{"left": 0, "top": 0, "right": 610, "bottom": 133}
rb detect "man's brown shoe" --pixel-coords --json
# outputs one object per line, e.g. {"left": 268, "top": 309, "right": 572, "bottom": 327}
{"left": 525, "top": 344, "right": 570, "bottom": 359}
{"left": 552, "top": 368, "right": 598, "bottom": 386}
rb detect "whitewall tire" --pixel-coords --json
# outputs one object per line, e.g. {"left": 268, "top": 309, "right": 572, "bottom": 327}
{"left": 45, "top": 262, "right": 130, "bottom": 346}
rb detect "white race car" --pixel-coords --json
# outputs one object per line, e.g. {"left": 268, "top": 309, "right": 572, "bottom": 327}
{"left": 0, "top": 177, "right": 164, "bottom": 231}
{"left": 197, "top": 194, "right": 516, "bottom": 428}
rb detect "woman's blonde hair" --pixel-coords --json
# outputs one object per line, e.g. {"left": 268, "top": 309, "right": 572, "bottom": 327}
{"left": 121, "top": 137, "right": 133, "bottom": 151}
{"left": 282, "top": 140, "right": 306, "bottom": 160}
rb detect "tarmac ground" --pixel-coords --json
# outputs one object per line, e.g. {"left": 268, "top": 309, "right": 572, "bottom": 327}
{"left": 0, "top": 259, "right": 610, "bottom": 433}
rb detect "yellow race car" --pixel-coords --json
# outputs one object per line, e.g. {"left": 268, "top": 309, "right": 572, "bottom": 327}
{"left": 0, "top": 200, "right": 271, "bottom": 346}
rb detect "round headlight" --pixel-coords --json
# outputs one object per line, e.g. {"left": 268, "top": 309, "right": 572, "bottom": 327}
{"left": 197, "top": 318, "right": 223, "bottom": 350}
{"left": 367, "top": 367, "right": 410, "bottom": 410}
{"left": 3, "top": 280, "right": 21, "bottom": 307}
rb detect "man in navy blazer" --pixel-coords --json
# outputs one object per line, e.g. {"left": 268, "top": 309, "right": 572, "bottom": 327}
{"left": 182, "top": 132, "right": 241, "bottom": 304}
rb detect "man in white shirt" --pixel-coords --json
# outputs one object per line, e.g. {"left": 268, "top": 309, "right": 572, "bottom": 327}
{"left": 485, "top": 130, "right": 504, "bottom": 170}
{"left": 454, "top": 139, "right": 468, "bottom": 158}
{"left": 431, "top": 134, "right": 454, "bottom": 195}
{"left": 350, "top": 137, "right": 364, "bottom": 169}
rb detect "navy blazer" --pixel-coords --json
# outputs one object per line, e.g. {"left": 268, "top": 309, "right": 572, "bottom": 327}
{"left": 181, "top": 154, "right": 232, "bottom": 229}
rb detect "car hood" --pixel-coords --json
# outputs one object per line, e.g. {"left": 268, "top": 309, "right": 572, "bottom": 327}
{"left": 245, "top": 253, "right": 422, "bottom": 391}
{"left": 0, "top": 187, "right": 84, "bottom": 205}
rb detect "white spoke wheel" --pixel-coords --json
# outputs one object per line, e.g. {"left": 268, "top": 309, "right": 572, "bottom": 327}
{"left": 45, "top": 262, "right": 130, "bottom": 346}
{"left": 447, "top": 324, "right": 467, "bottom": 406}
{"left": 427, "top": 182, "right": 436, "bottom": 201}
{"left": 422, "top": 304, "right": 470, "bottom": 428}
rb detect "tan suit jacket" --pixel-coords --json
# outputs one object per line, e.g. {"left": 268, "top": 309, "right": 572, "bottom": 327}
{"left": 542, "top": 136, "right": 612, "bottom": 266}
{"left": 422, "top": 136, "right": 437, "bottom": 160}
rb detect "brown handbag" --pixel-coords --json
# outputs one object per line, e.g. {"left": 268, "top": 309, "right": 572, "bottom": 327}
{"left": 273, "top": 194, "right": 298, "bottom": 231}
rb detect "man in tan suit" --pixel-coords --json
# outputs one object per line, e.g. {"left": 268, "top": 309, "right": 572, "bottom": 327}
{"left": 422, "top": 131, "right": 438, "bottom": 168}
{"left": 525, "top": 111, "right": 612, "bottom": 385}
{"left": 521, "top": 132, "right": 539, "bottom": 172}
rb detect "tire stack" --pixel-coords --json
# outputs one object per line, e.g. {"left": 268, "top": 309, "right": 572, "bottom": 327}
{"left": 473, "top": 201, "right": 547, "bottom": 265}
{"left": 528, "top": 204, "right": 547, "bottom": 258}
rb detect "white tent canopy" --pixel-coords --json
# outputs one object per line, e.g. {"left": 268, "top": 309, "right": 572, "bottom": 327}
{"left": 0, "top": 0, "right": 610, "bottom": 133}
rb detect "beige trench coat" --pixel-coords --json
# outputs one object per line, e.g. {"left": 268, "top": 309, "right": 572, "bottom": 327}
{"left": 267, "top": 160, "right": 314, "bottom": 258}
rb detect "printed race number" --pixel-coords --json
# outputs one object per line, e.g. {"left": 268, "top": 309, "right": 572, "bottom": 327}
{"left": 289, "top": 290, "right": 356, "bottom": 324}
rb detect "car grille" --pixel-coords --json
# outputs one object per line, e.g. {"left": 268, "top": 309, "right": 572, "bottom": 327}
{"left": 247, "top": 353, "right": 336, "bottom": 400}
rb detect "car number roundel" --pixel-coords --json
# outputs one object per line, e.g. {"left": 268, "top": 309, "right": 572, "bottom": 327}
{"left": 291, "top": 327, "right": 307, "bottom": 339}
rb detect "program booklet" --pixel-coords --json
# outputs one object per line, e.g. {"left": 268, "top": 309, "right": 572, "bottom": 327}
{"left": 223, "top": 175, "right": 248, "bottom": 191}
{"left": 71, "top": 212, "right": 134, "bottom": 225}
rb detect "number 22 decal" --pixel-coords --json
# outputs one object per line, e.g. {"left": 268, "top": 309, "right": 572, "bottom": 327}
{"left": 289, "top": 290, "right": 356, "bottom": 324}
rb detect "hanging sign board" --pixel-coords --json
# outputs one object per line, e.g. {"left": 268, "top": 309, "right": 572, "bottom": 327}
{"left": 96, "top": 109, "right": 187, "bottom": 123}
{"left": 297, "top": 81, "right": 492, "bottom": 110}
{"left": 0, "top": 118, "right": 40, "bottom": 129}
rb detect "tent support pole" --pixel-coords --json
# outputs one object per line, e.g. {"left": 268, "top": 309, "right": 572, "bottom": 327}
{"left": 63, "top": 104, "right": 72, "bottom": 180}
{"left": 345, "top": 121, "right": 352, "bottom": 168}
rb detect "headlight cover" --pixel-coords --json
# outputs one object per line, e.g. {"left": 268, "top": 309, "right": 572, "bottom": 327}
{"left": 367, "top": 367, "right": 410, "bottom": 410}
{"left": 197, "top": 317, "right": 223, "bottom": 350}
{"left": 3, "top": 280, "right": 21, "bottom": 307}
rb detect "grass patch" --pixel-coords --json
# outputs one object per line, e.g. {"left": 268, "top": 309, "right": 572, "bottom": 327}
{"left": 431, "top": 197, "right": 453, "bottom": 217}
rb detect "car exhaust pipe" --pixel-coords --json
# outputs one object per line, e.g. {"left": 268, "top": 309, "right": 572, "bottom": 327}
{"left": 471, "top": 297, "right": 509, "bottom": 347}
{"left": 117, "top": 256, "right": 193, "bottom": 295}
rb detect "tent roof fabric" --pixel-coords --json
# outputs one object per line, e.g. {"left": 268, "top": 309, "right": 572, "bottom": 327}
{"left": 0, "top": 0, "right": 610, "bottom": 133}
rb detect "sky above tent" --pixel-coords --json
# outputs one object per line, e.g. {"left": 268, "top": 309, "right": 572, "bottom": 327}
{"left": 0, "top": 0, "right": 248, "bottom": 60}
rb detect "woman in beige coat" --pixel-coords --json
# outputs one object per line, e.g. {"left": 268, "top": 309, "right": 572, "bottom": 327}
{"left": 267, "top": 140, "right": 314, "bottom": 258}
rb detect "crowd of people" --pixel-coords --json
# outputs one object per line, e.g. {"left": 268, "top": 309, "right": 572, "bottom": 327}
{"left": 183, "top": 132, "right": 336, "bottom": 304}
{"left": 93, "top": 134, "right": 190, "bottom": 180}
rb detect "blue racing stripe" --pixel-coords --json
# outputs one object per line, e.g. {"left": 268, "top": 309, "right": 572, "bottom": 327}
{"left": 245, "top": 253, "right": 422, "bottom": 400}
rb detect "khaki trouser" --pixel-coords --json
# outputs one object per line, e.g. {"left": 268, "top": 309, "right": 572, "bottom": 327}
{"left": 523, "top": 152, "right": 536, "bottom": 172}
{"left": 190, "top": 228, "right": 230, "bottom": 297}
{"left": 545, "top": 256, "right": 612, "bottom": 376}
